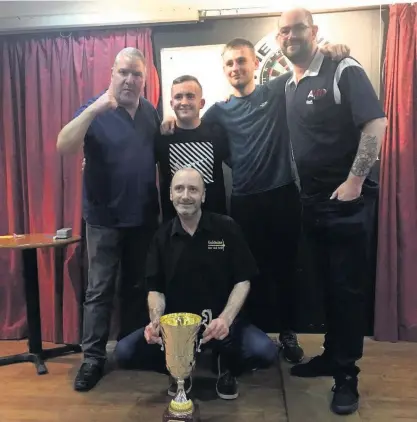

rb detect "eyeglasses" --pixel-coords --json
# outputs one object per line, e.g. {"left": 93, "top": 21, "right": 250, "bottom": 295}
{"left": 277, "top": 23, "right": 310, "bottom": 38}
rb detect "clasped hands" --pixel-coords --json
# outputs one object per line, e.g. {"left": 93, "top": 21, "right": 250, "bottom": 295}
{"left": 144, "top": 317, "right": 230, "bottom": 345}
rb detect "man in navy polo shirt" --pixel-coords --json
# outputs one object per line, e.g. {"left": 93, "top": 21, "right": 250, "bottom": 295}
{"left": 277, "top": 8, "right": 387, "bottom": 415}
{"left": 57, "top": 47, "right": 160, "bottom": 392}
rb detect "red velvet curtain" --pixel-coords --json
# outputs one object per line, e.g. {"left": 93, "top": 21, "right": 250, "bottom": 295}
{"left": 375, "top": 4, "right": 417, "bottom": 342}
{"left": 0, "top": 28, "right": 160, "bottom": 343}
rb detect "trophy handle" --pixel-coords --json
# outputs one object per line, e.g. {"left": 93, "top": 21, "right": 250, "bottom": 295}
{"left": 197, "top": 309, "right": 213, "bottom": 353}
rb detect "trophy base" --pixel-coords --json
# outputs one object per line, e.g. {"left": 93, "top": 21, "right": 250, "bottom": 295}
{"left": 162, "top": 402, "right": 201, "bottom": 422}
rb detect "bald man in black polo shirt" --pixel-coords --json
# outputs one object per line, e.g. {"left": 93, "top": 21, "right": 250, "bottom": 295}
{"left": 114, "top": 167, "right": 276, "bottom": 400}
{"left": 277, "top": 7, "right": 387, "bottom": 416}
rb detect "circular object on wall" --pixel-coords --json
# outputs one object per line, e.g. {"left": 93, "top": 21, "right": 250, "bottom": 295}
{"left": 254, "top": 31, "right": 329, "bottom": 85}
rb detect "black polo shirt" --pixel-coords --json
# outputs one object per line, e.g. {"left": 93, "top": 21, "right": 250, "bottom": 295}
{"left": 285, "top": 51, "right": 385, "bottom": 196}
{"left": 145, "top": 211, "right": 258, "bottom": 319}
{"left": 75, "top": 93, "right": 160, "bottom": 227}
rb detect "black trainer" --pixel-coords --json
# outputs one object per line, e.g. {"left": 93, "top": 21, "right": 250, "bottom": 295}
{"left": 290, "top": 353, "right": 336, "bottom": 377}
{"left": 74, "top": 362, "right": 104, "bottom": 392}
{"left": 331, "top": 374, "right": 359, "bottom": 415}
{"left": 216, "top": 356, "right": 238, "bottom": 400}
{"left": 279, "top": 331, "right": 304, "bottom": 364}
{"left": 168, "top": 376, "right": 192, "bottom": 397}
{"left": 216, "top": 371, "right": 238, "bottom": 400}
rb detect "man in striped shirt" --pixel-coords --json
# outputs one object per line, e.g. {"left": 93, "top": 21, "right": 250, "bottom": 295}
{"left": 155, "top": 75, "right": 229, "bottom": 222}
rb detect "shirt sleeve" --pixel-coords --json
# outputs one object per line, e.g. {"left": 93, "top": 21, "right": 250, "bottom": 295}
{"left": 145, "top": 232, "right": 165, "bottom": 294}
{"left": 228, "top": 218, "right": 259, "bottom": 284}
{"left": 336, "top": 58, "right": 386, "bottom": 128}
{"left": 211, "top": 123, "right": 230, "bottom": 162}
{"left": 154, "top": 133, "right": 163, "bottom": 164}
{"left": 202, "top": 103, "right": 220, "bottom": 125}
{"left": 73, "top": 95, "right": 101, "bottom": 137}
{"left": 266, "top": 72, "right": 292, "bottom": 92}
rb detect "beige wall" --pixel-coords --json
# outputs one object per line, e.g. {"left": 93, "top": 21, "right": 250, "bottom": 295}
{"left": 0, "top": 1, "right": 397, "bottom": 34}
{"left": 313, "top": 10, "right": 384, "bottom": 96}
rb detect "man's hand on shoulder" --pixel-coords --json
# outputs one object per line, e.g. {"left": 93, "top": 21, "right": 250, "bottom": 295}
{"left": 201, "top": 317, "right": 229, "bottom": 344}
{"left": 160, "top": 116, "right": 176, "bottom": 135}
{"left": 320, "top": 43, "right": 350, "bottom": 61}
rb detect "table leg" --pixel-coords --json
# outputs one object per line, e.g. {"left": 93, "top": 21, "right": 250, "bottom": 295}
{"left": 0, "top": 247, "right": 81, "bottom": 375}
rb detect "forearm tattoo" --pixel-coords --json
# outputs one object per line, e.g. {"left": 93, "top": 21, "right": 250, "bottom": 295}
{"left": 148, "top": 292, "right": 166, "bottom": 324}
{"left": 351, "top": 132, "right": 379, "bottom": 177}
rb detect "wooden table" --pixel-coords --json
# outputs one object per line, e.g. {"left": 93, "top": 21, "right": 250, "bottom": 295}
{"left": 0, "top": 234, "right": 83, "bottom": 375}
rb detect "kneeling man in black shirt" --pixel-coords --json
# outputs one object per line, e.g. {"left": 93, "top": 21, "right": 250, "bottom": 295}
{"left": 115, "top": 167, "right": 276, "bottom": 399}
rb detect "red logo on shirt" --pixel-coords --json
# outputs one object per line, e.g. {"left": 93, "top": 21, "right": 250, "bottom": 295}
{"left": 306, "top": 88, "right": 327, "bottom": 104}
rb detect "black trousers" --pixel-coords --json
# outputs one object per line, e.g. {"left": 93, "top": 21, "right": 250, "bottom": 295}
{"left": 302, "top": 191, "right": 374, "bottom": 375}
{"left": 230, "top": 183, "right": 302, "bottom": 332}
{"left": 82, "top": 223, "right": 155, "bottom": 365}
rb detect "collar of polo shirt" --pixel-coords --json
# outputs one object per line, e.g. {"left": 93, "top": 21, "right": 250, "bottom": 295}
{"left": 287, "top": 49, "right": 325, "bottom": 87}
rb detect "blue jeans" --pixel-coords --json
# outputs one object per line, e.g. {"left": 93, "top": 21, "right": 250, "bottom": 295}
{"left": 114, "top": 319, "right": 277, "bottom": 377}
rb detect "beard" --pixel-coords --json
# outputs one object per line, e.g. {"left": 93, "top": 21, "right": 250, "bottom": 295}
{"left": 174, "top": 202, "right": 199, "bottom": 217}
{"left": 282, "top": 41, "right": 311, "bottom": 64}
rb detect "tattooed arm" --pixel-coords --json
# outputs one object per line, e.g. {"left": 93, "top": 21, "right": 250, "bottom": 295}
{"left": 349, "top": 117, "right": 387, "bottom": 181}
{"left": 331, "top": 117, "right": 387, "bottom": 200}
{"left": 219, "top": 281, "right": 251, "bottom": 327}
{"left": 147, "top": 291, "right": 166, "bottom": 325}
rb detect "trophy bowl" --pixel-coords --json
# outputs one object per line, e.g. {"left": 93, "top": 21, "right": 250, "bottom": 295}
{"left": 159, "top": 311, "right": 211, "bottom": 422}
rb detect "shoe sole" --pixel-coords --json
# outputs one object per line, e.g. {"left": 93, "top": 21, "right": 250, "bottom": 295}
{"left": 284, "top": 354, "right": 304, "bottom": 364}
{"left": 280, "top": 346, "right": 305, "bottom": 364}
{"left": 331, "top": 402, "right": 359, "bottom": 415}
{"left": 216, "top": 390, "right": 239, "bottom": 400}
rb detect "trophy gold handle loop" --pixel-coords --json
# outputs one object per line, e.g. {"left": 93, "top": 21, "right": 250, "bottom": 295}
{"left": 197, "top": 309, "right": 213, "bottom": 352}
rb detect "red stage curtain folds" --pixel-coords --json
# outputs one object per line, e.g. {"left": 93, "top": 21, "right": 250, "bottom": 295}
{"left": 0, "top": 28, "right": 160, "bottom": 343}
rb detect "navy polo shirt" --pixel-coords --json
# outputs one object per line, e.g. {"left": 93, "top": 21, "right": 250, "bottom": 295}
{"left": 285, "top": 51, "right": 385, "bottom": 196}
{"left": 203, "top": 75, "right": 295, "bottom": 196}
{"left": 75, "top": 94, "right": 160, "bottom": 227}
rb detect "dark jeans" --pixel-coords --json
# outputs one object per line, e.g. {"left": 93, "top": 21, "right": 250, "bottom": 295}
{"left": 114, "top": 320, "right": 277, "bottom": 377}
{"left": 230, "top": 183, "right": 302, "bottom": 332}
{"left": 82, "top": 223, "right": 155, "bottom": 365}
{"left": 302, "top": 190, "right": 375, "bottom": 375}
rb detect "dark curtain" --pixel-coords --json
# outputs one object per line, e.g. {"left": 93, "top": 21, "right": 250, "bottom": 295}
{"left": 375, "top": 4, "right": 417, "bottom": 342}
{"left": 0, "top": 28, "right": 160, "bottom": 343}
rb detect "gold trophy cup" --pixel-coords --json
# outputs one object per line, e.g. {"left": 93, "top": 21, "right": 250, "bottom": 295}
{"left": 160, "top": 310, "right": 212, "bottom": 422}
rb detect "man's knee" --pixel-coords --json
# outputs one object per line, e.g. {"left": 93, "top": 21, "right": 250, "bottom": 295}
{"left": 245, "top": 333, "right": 277, "bottom": 368}
{"left": 113, "top": 328, "right": 144, "bottom": 368}
{"left": 256, "top": 336, "right": 278, "bottom": 366}
{"left": 114, "top": 339, "right": 134, "bottom": 368}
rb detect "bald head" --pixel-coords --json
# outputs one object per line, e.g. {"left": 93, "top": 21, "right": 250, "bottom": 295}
{"left": 277, "top": 7, "right": 318, "bottom": 65}
{"left": 170, "top": 168, "right": 206, "bottom": 218}
{"left": 114, "top": 47, "right": 146, "bottom": 68}
{"left": 279, "top": 8, "right": 314, "bottom": 28}
{"left": 171, "top": 167, "right": 205, "bottom": 190}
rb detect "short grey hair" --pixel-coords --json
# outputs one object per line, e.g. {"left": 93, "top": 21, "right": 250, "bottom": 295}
{"left": 114, "top": 47, "right": 146, "bottom": 67}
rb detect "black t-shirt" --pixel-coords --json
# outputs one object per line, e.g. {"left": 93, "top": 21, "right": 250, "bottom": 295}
{"left": 145, "top": 211, "right": 258, "bottom": 319}
{"left": 155, "top": 122, "right": 229, "bottom": 221}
